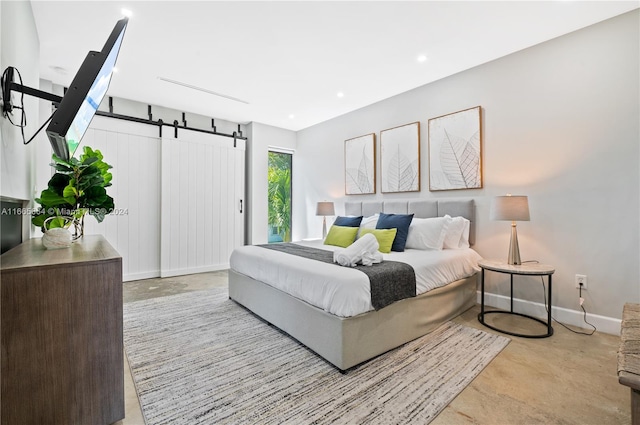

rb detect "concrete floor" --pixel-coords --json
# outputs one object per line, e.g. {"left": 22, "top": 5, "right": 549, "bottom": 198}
{"left": 117, "top": 271, "right": 630, "bottom": 425}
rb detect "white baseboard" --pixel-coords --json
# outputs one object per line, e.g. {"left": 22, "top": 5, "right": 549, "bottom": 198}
{"left": 123, "top": 270, "right": 160, "bottom": 282}
{"left": 477, "top": 291, "right": 622, "bottom": 336}
{"left": 160, "top": 264, "right": 229, "bottom": 278}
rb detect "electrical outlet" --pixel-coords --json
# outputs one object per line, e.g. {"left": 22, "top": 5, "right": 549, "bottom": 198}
{"left": 575, "top": 274, "right": 588, "bottom": 290}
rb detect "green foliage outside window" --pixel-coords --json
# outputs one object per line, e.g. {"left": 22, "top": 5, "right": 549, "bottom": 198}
{"left": 268, "top": 152, "right": 292, "bottom": 243}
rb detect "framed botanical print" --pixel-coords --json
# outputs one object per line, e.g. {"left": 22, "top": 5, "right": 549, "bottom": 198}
{"left": 428, "top": 106, "right": 482, "bottom": 191}
{"left": 380, "top": 122, "right": 420, "bottom": 193}
{"left": 344, "top": 133, "right": 376, "bottom": 195}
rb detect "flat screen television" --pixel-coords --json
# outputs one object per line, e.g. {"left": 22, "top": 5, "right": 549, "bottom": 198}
{"left": 1, "top": 199, "right": 24, "bottom": 254}
{"left": 46, "top": 17, "right": 128, "bottom": 161}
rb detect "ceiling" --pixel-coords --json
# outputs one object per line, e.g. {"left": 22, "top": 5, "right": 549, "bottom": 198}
{"left": 30, "top": 1, "right": 638, "bottom": 132}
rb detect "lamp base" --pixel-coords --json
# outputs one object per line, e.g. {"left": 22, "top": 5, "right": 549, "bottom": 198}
{"left": 508, "top": 222, "right": 522, "bottom": 265}
{"left": 322, "top": 217, "right": 327, "bottom": 239}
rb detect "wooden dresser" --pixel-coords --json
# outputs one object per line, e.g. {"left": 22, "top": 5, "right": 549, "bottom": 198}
{"left": 1, "top": 235, "right": 124, "bottom": 425}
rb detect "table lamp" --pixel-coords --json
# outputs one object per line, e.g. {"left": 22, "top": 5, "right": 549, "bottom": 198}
{"left": 316, "top": 201, "right": 335, "bottom": 238}
{"left": 490, "top": 195, "right": 530, "bottom": 265}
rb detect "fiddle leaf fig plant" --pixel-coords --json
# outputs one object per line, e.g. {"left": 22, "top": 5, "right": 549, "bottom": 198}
{"left": 32, "top": 146, "right": 114, "bottom": 232}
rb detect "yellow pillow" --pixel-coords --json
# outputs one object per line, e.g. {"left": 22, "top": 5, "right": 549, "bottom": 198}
{"left": 324, "top": 225, "right": 359, "bottom": 248}
{"left": 359, "top": 228, "right": 397, "bottom": 253}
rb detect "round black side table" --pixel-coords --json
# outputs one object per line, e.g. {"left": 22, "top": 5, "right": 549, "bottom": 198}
{"left": 477, "top": 259, "right": 555, "bottom": 338}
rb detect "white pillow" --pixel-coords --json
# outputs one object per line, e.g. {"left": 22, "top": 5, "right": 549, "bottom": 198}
{"left": 459, "top": 219, "right": 470, "bottom": 248}
{"left": 405, "top": 217, "right": 449, "bottom": 250}
{"left": 443, "top": 215, "right": 470, "bottom": 249}
{"left": 357, "top": 214, "right": 379, "bottom": 238}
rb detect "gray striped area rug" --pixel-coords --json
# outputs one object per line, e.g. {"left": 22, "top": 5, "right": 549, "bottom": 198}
{"left": 124, "top": 288, "right": 509, "bottom": 425}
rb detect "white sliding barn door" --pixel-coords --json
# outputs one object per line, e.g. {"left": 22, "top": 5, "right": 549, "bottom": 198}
{"left": 160, "top": 132, "right": 245, "bottom": 277}
{"left": 82, "top": 116, "right": 162, "bottom": 281}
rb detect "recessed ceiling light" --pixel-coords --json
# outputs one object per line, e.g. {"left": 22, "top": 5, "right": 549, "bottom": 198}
{"left": 417, "top": 55, "right": 428, "bottom": 63}
{"left": 121, "top": 8, "right": 133, "bottom": 18}
{"left": 289, "top": 114, "right": 295, "bottom": 119}
{"left": 337, "top": 92, "right": 344, "bottom": 98}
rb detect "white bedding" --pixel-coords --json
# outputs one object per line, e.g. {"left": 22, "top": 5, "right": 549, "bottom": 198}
{"left": 229, "top": 240, "right": 482, "bottom": 318}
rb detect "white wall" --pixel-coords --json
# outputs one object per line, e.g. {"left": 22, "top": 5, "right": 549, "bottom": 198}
{"left": 0, "top": 1, "right": 40, "bottom": 241}
{"left": 294, "top": 11, "right": 640, "bottom": 328}
{"left": 34, "top": 79, "right": 54, "bottom": 200}
{"left": 245, "top": 122, "right": 296, "bottom": 244}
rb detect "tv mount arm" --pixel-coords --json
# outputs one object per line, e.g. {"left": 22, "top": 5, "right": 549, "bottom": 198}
{"left": 0, "top": 66, "right": 63, "bottom": 145}
{"left": 1, "top": 66, "right": 62, "bottom": 114}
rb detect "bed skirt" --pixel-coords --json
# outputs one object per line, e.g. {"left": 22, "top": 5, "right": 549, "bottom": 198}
{"left": 228, "top": 269, "right": 477, "bottom": 371}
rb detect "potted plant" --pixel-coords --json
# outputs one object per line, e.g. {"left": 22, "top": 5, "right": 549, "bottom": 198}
{"left": 32, "top": 146, "right": 114, "bottom": 239}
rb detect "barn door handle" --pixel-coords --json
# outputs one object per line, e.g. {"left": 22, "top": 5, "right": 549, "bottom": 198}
{"left": 239, "top": 199, "right": 243, "bottom": 213}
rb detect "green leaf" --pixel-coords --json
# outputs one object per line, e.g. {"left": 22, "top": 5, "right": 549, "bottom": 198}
{"left": 90, "top": 208, "right": 107, "bottom": 223}
{"left": 78, "top": 172, "right": 103, "bottom": 189}
{"left": 47, "top": 217, "right": 67, "bottom": 229}
{"left": 62, "top": 184, "right": 78, "bottom": 203}
{"left": 47, "top": 173, "right": 71, "bottom": 194}
{"left": 53, "top": 164, "right": 73, "bottom": 174}
{"left": 81, "top": 156, "right": 99, "bottom": 166}
{"left": 94, "top": 160, "right": 112, "bottom": 172}
{"left": 79, "top": 165, "right": 101, "bottom": 179}
{"left": 103, "top": 195, "right": 114, "bottom": 210}
{"left": 38, "top": 189, "right": 73, "bottom": 207}
{"left": 74, "top": 209, "right": 87, "bottom": 220}
{"left": 81, "top": 186, "right": 108, "bottom": 207}
{"left": 31, "top": 213, "right": 48, "bottom": 227}
{"left": 77, "top": 176, "right": 99, "bottom": 191}
{"left": 88, "top": 196, "right": 113, "bottom": 222}
{"left": 51, "top": 154, "right": 72, "bottom": 167}
{"left": 102, "top": 171, "right": 113, "bottom": 187}
{"left": 81, "top": 178, "right": 102, "bottom": 192}
{"left": 80, "top": 146, "right": 103, "bottom": 162}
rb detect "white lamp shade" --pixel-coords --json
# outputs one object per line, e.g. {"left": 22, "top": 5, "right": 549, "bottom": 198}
{"left": 490, "top": 196, "right": 530, "bottom": 221}
{"left": 316, "top": 201, "right": 335, "bottom": 216}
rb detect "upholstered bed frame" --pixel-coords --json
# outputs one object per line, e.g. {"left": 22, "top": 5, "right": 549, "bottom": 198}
{"left": 229, "top": 199, "right": 477, "bottom": 371}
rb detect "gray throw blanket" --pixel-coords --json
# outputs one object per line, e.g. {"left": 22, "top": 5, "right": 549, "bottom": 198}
{"left": 258, "top": 243, "right": 416, "bottom": 310}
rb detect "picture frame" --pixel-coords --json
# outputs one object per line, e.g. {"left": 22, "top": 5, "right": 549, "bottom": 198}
{"left": 428, "top": 106, "right": 482, "bottom": 191}
{"left": 380, "top": 122, "right": 420, "bottom": 193}
{"left": 344, "top": 133, "right": 376, "bottom": 195}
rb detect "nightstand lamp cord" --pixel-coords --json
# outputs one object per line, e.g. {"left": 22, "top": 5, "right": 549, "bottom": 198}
{"left": 541, "top": 276, "right": 596, "bottom": 336}
{"left": 521, "top": 260, "right": 596, "bottom": 336}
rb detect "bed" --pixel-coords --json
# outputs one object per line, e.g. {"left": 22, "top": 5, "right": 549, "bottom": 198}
{"left": 229, "top": 199, "right": 479, "bottom": 371}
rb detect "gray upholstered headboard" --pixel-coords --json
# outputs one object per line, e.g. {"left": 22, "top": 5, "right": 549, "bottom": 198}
{"left": 344, "top": 199, "right": 476, "bottom": 246}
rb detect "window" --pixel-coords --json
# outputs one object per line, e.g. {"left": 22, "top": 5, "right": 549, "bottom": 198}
{"left": 267, "top": 151, "right": 292, "bottom": 243}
